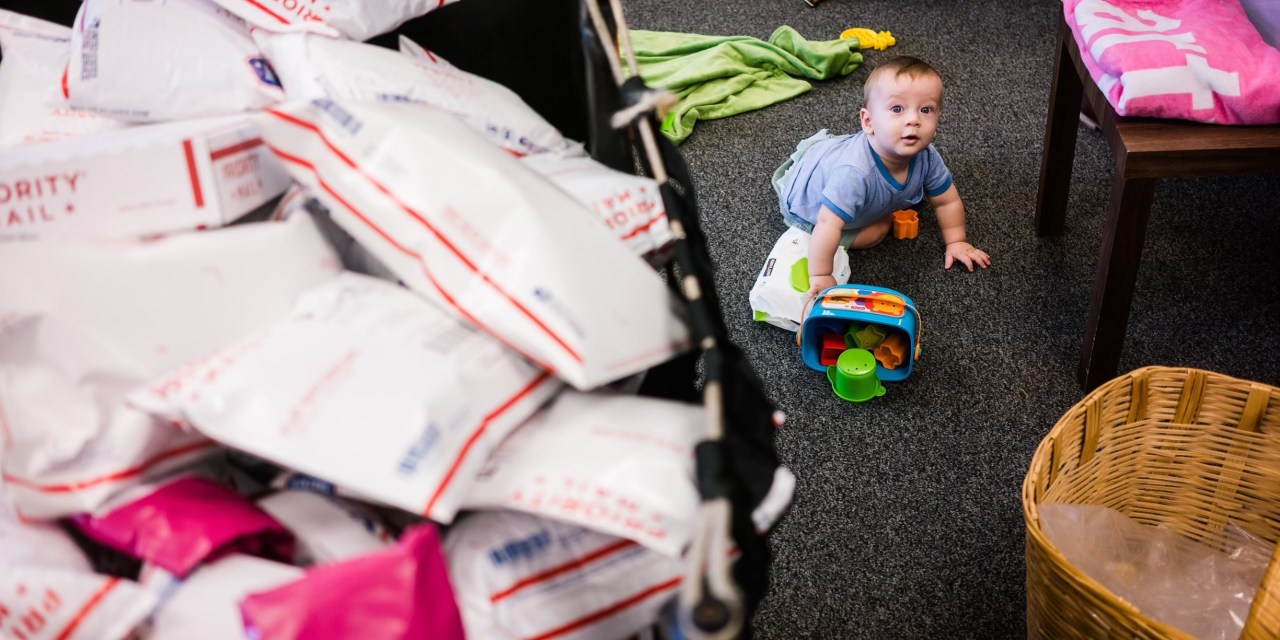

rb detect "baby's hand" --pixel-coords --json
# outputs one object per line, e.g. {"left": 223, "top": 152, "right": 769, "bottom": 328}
{"left": 806, "top": 274, "right": 837, "bottom": 298}
{"left": 944, "top": 242, "right": 991, "bottom": 271}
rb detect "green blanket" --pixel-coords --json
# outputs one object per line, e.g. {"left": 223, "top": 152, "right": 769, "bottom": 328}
{"left": 630, "top": 26, "right": 864, "bottom": 144}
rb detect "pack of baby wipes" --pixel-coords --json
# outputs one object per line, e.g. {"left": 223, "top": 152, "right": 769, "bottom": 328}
{"left": 68, "top": 0, "right": 282, "bottom": 122}
{"left": 130, "top": 273, "right": 563, "bottom": 523}
{"left": 749, "top": 225, "right": 852, "bottom": 331}
{"left": 0, "top": 9, "right": 127, "bottom": 148}
{"left": 256, "top": 99, "right": 690, "bottom": 389}
{"left": 253, "top": 32, "right": 572, "bottom": 156}
{"left": 0, "top": 216, "right": 340, "bottom": 519}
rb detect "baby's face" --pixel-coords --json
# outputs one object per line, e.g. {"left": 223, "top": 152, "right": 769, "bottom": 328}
{"left": 861, "top": 73, "right": 943, "bottom": 164}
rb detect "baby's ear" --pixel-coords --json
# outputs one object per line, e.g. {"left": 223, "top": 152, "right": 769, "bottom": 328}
{"left": 859, "top": 107, "right": 872, "bottom": 132}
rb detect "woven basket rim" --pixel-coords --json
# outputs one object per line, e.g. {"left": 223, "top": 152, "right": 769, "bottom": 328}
{"left": 1022, "top": 365, "right": 1280, "bottom": 639}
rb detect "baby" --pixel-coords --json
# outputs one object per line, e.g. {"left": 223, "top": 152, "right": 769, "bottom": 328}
{"left": 773, "top": 56, "right": 990, "bottom": 297}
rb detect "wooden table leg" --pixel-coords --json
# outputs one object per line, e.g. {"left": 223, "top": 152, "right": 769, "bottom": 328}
{"left": 1078, "top": 177, "right": 1156, "bottom": 390}
{"left": 1035, "top": 18, "right": 1085, "bottom": 238}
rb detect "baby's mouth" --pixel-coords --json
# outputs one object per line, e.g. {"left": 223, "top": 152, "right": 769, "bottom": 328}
{"left": 902, "top": 134, "right": 920, "bottom": 144}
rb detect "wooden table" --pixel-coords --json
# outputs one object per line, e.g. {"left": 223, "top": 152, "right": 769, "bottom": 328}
{"left": 1035, "top": 13, "right": 1280, "bottom": 390}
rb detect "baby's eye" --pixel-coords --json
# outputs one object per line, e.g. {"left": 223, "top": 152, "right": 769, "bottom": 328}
{"left": 921, "top": 106, "right": 934, "bottom": 114}
{"left": 891, "top": 106, "right": 903, "bottom": 113}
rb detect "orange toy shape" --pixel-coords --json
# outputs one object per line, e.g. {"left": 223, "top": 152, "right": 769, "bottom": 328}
{"left": 873, "top": 332, "right": 909, "bottom": 369}
{"left": 892, "top": 209, "right": 919, "bottom": 240}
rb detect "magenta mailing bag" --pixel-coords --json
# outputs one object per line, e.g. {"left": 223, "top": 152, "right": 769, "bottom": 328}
{"left": 445, "top": 510, "right": 684, "bottom": 640}
{"left": 239, "top": 525, "right": 464, "bottom": 640}
{"left": 130, "top": 273, "right": 562, "bottom": 523}
{"left": 71, "top": 476, "right": 294, "bottom": 579}
{"left": 255, "top": 99, "right": 691, "bottom": 390}
{"left": 0, "top": 216, "right": 341, "bottom": 520}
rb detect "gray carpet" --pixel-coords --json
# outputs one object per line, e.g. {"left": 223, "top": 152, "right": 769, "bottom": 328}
{"left": 621, "top": 1, "right": 1280, "bottom": 638}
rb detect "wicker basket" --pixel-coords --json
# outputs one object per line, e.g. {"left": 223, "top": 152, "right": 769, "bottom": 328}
{"left": 1023, "top": 366, "right": 1280, "bottom": 639}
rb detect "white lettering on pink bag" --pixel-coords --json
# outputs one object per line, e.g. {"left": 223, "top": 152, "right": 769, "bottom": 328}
{"left": 1064, "top": 0, "right": 1280, "bottom": 124}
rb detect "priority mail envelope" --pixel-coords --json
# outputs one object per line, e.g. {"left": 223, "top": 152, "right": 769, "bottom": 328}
{"left": 0, "top": 115, "right": 289, "bottom": 240}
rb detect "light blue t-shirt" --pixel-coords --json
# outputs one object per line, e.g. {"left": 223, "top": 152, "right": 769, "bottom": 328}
{"left": 781, "top": 130, "right": 954, "bottom": 230}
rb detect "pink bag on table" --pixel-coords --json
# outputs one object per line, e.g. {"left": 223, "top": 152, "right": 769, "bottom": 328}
{"left": 239, "top": 525, "right": 464, "bottom": 640}
{"left": 1064, "top": 0, "right": 1280, "bottom": 124}
{"left": 72, "top": 476, "right": 294, "bottom": 579}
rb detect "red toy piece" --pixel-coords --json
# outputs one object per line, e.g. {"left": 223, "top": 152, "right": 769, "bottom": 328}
{"left": 819, "top": 332, "right": 847, "bottom": 366}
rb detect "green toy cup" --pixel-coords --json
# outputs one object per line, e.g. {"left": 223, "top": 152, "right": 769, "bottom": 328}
{"left": 826, "top": 348, "right": 886, "bottom": 402}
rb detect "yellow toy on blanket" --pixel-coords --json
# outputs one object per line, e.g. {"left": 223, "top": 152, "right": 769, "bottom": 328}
{"left": 839, "top": 28, "right": 896, "bottom": 51}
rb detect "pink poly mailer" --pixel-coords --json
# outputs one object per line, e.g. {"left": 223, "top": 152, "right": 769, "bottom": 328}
{"left": 72, "top": 476, "right": 294, "bottom": 578}
{"left": 0, "top": 216, "right": 341, "bottom": 519}
{"left": 256, "top": 99, "right": 691, "bottom": 390}
{"left": 240, "top": 525, "right": 464, "bottom": 640}
{"left": 1064, "top": 0, "right": 1280, "bottom": 124}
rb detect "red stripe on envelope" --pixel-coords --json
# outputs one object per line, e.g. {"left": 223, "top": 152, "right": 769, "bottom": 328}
{"left": 264, "top": 108, "right": 583, "bottom": 365}
{"left": 267, "top": 144, "right": 557, "bottom": 375}
{"left": 2, "top": 441, "right": 215, "bottom": 493}
{"left": 490, "top": 538, "right": 638, "bottom": 603}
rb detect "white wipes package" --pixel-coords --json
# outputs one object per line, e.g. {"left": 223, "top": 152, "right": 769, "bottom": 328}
{"left": 446, "top": 510, "right": 684, "bottom": 640}
{"left": 256, "top": 491, "right": 391, "bottom": 565}
{"left": 749, "top": 226, "right": 853, "bottom": 332}
{"left": 0, "top": 116, "right": 292, "bottom": 240}
{"left": 68, "top": 0, "right": 282, "bottom": 122}
{"left": 462, "top": 391, "right": 702, "bottom": 556}
{"left": 0, "top": 9, "right": 127, "bottom": 148}
{"left": 1, "top": 515, "right": 158, "bottom": 640}
{"left": 253, "top": 32, "right": 572, "bottom": 156}
{"left": 131, "top": 273, "right": 564, "bottom": 523}
{"left": 521, "top": 153, "right": 674, "bottom": 259}
{"left": 210, "top": 0, "right": 453, "bottom": 41}
{"left": 0, "top": 217, "right": 341, "bottom": 519}
{"left": 257, "top": 99, "right": 690, "bottom": 390}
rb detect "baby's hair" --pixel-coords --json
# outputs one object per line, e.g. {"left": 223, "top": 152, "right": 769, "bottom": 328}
{"left": 863, "top": 56, "right": 944, "bottom": 105}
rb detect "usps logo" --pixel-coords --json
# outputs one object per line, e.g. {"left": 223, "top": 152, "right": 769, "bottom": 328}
{"left": 248, "top": 57, "right": 282, "bottom": 89}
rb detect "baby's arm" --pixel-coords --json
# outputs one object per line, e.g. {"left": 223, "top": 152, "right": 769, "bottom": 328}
{"left": 929, "top": 185, "right": 991, "bottom": 271}
{"left": 805, "top": 205, "right": 844, "bottom": 297}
